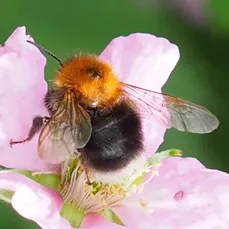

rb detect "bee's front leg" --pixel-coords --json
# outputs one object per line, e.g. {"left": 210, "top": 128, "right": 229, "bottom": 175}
{"left": 10, "top": 116, "right": 49, "bottom": 147}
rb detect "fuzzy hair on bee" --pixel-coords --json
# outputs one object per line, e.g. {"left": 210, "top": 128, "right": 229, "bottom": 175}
{"left": 44, "top": 54, "right": 143, "bottom": 172}
{"left": 10, "top": 40, "right": 219, "bottom": 178}
{"left": 54, "top": 55, "right": 123, "bottom": 109}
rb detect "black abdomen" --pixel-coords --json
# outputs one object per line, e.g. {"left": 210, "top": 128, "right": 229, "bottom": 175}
{"left": 80, "top": 101, "right": 143, "bottom": 172}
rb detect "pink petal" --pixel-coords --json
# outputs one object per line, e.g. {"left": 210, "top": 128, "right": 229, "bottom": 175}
{"left": 99, "top": 33, "right": 179, "bottom": 155}
{"left": 99, "top": 33, "right": 179, "bottom": 92}
{"left": 118, "top": 157, "right": 229, "bottom": 228}
{"left": 81, "top": 213, "right": 124, "bottom": 229}
{"left": 114, "top": 206, "right": 153, "bottom": 229}
{"left": 0, "top": 172, "right": 125, "bottom": 229}
{"left": 0, "top": 172, "right": 72, "bottom": 229}
{"left": 0, "top": 27, "right": 58, "bottom": 171}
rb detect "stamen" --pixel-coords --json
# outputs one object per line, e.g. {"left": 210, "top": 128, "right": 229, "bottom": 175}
{"left": 58, "top": 149, "right": 182, "bottom": 221}
{"left": 59, "top": 154, "right": 154, "bottom": 214}
{"left": 139, "top": 170, "right": 159, "bottom": 190}
{"left": 60, "top": 155, "right": 129, "bottom": 213}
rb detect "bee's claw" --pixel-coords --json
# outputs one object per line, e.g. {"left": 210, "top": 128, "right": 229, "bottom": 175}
{"left": 9, "top": 139, "right": 13, "bottom": 148}
{"left": 9, "top": 139, "right": 26, "bottom": 148}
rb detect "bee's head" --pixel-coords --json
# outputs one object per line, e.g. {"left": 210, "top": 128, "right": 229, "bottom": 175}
{"left": 55, "top": 55, "right": 123, "bottom": 108}
{"left": 26, "top": 41, "right": 123, "bottom": 109}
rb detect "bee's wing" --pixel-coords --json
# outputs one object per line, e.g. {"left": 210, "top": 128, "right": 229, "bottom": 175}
{"left": 38, "top": 99, "right": 92, "bottom": 164}
{"left": 123, "top": 83, "right": 219, "bottom": 134}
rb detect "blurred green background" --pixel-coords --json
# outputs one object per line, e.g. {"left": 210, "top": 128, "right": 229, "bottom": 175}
{"left": 0, "top": 0, "right": 228, "bottom": 228}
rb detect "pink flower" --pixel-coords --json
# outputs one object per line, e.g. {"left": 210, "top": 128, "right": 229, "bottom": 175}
{"left": 2, "top": 158, "right": 229, "bottom": 228}
{"left": 0, "top": 27, "right": 58, "bottom": 172}
{"left": 0, "top": 27, "right": 228, "bottom": 229}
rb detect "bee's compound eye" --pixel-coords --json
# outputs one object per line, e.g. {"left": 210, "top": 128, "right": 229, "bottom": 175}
{"left": 86, "top": 67, "right": 100, "bottom": 79}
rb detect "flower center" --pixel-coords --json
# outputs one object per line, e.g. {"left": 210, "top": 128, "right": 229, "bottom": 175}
{"left": 58, "top": 149, "right": 182, "bottom": 225}
{"left": 59, "top": 154, "right": 152, "bottom": 214}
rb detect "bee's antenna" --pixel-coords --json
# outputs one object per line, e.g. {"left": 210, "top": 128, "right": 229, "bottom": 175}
{"left": 27, "top": 40, "right": 63, "bottom": 66}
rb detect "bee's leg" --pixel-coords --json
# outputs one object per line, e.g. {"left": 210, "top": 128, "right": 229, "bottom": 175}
{"left": 85, "top": 169, "right": 93, "bottom": 185}
{"left": 79, "top": 155, "right": 93, "bottom": 185}
{"left": 10, "top": 116, "right": 49, "bottom": 147}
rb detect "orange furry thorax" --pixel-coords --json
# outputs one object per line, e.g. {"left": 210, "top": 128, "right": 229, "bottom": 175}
{"left": 54, "top": 55, "right": 123, "bottom": 109}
